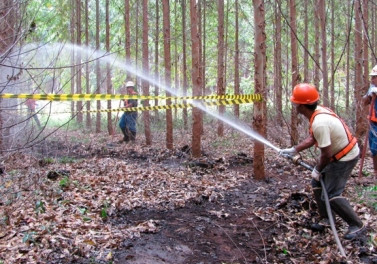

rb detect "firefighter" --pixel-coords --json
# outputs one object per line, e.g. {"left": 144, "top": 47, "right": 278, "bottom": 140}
{"left": 280, "top": 83, "right": 364, "bottom": 240}
{"left": 119, "top": 81, "right": 138, "bottom": 142}
{"left": 362, "top": 65, "right": 377, "bottom": 178}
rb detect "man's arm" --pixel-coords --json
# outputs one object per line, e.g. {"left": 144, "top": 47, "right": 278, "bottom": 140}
{"left": 316, "top": 145, "right": 332, "bottom": 172}
{"left": 295, "top": 135, "right": 316, "bottom": 152}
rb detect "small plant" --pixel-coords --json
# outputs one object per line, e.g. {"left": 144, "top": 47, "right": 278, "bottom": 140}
{"left": 35, "top": 200, "right": 46, "bottom": 215}
{"left": 58, "top": 156, "right": 76, "bottom": 164}
{"left": 22, "top": 231, "right": 36, "bottom": 244}
{"left": 100, "top": 201, "right": 110, "bottom": 220}
{"left": 59, "top": 176, "right": 70, "bottom": 189}
{"left": 40, "top": 157, "right": 55, "bottom": 166}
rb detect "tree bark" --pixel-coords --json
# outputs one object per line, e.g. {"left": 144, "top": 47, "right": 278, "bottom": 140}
{"left": 76, "top": 0, "right": 83, "bottom": 123}
{"left": 190, "top": 0, "right": 202, "bottom": 157}
{"left": 253, "top": 0, "right": 267, "bottom": 181}
{"left": 142, "top": 0, "right": 151, "bottom": 145}
{"left": 95, "top": 0, "right": 101, "bottom": 133}
{"left": 290, "top": 0, "right": 298, "bottom": 145}
{"left": 105, "top": 0, "right": 113, "bottom": 135}
{"left": 154, "top": 0, "right": 160, "bottom": 119}
{"left": 124, "top": 0, "right": 132, "bottom": 80}
{"left": 274, "top": 0, "right": 282, "bottom": 124}
{"left": 182, "top": 0, "right": 188, "bottom": 130}
{"left": 318, "top": 0, "right": 329, "bottom": 106}
{"left": 217, "top": 0, "right": 225, "bottom": 137}
{"left": 234, "top": 0, "right": 240, "bottom": 118}
{"left": 85, "top": 0, "right": 91, "bottom": 129}
{"left": 354, "top": 0, "right": 365, "bottom": 141}
{"left": 162, "top": 0, "right": 173, "bottom": 150}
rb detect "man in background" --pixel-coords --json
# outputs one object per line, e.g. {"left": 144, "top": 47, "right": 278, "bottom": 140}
{"left": 362, "top": 65, "right": 377, "bottom": 179}
{"left": 119, "top": 81, "right": 138, "bottom": 143}
{"left": 25, "top": 98, "right": 41, "bottom": 128}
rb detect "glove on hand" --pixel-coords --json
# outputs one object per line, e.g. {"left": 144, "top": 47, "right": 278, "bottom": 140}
{"left": 279, "top": 147, "right": 297, "bottom": 156}
{"left": 311, "top": 167, "right": 321, "bottom": 181}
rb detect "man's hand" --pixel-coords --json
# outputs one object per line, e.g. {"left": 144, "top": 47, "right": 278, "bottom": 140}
{"left": 279, "top": 147, "right": 297, "bottom": 156}
{"left": 311, "top": 167, "right": 321, "bottom": 181}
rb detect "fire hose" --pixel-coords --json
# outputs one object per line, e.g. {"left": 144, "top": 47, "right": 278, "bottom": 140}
{"left": 280, "top": 153, "right": 346, "bottom": 257}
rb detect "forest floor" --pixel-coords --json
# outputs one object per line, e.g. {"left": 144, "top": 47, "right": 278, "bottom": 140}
{"left": 0, "top": 129, "right": 377, "bottom": 264}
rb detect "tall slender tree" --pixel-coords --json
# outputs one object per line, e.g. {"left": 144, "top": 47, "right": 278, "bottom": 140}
{"left": 217, "top": 0, "right": 225, "bottom": 137}
{"left": 319, "top": 0, "right": 329, "bottom": 106}
{"left": 95, "top": 0, "right": 101, "bottom": 133}
{"left": 142, "top": 0, "right": 151, "bottom": 145}
{"left": 76, "top": 0, "right": 83, "bottom": 123}
{"left": 290, "top": 0, "right": 298, "bottom": 145}
{"left": 253, "top": 0, "right": 267, "bottom": 180}
{"left": 190, "top": 0, "right": 202, "bottom": 157}
{"left": 85, "top": 0, "right": 91, "bottom": 129}
{"left": 105, "top": 0, "right": 113, "bottom": 135}
{"left": 70, "top": 0, "right": 76, "bottom": 119}
{"left": 124, "top": 0, "right": 132, "bottom": 80}
{"left": 274, "top": 0, "right": 282, "bottom": 124}
{"left": 162, "top": 0, "right": 173, "bottom": 149}
{"left": 154, "top": 0, "right": 160, "bottom": 119}
{"left": 330, "top": 0, "right": 335, "bottom": 109}
{"left": 234, "top": 0, "right": 240, "bottom": 118}
{"left": 354, "top": 0, "right": 365, "bottom": 141}
{"left": 182, "top": 0, "right": 188, "bottom": 130}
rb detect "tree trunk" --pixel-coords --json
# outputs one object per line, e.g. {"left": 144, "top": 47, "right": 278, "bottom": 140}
{"left": 303, "top": 0, "right": 309, "bottom": 82}
{"left": 274, "top": 0, "right": 282, "bottom": 125}
{"left": 95, "top": 0, "right": 101, "bottom": 133}
{"left": 314, "top": 1, "right": 320, "bottom": 89}
{"left": 142, "top": 0, "right": 151, "bottom": 145}
{"left": 290, "top": 0, "right": 298, "bottom": 145}
{"left": 76, "top": 0, "right": 83, "bottom": 123}
{"left": 217, "top": 0, "right": 225, "bottom": 137}
{"left": 319, "top": 0, "right": 329, "bottom": 106}
{"left": 182, "top": 0, "right": 188, "bottom": 130}
{"left": 162, "top": 0, "right": 173, "bottom": 150}
{"left": 354, "top": 0, "right": 365, "bottom": 141}
{"left": 234, "top": 0, "right": 240, "bottom": 118}
{"left": 190, "top": 0, "right": 202, "bottom": 158}
{"left": 154, "top": 0, "right": 160, "bottom": 119}
{"left": 70, "top": 0, "right": 76, "bottom": 119}
{"left": 85, "top": 0, "right": 91, "bottom": 129}
{"left": 346, "top": 1, "right": 351, "bottom": 113}
{"left": 330, "top": 0, "right": 335, "bottom": 109}
{"left": 253, "top": 0, "right": 267, "bottom": 181}
{"left": 105, "top": 0, "right": 113, "bottom": 135}
{"left": 124, "top": 0, "right": 132, "bottom": 80}
{"left": 0, "top": 0, "right": 18, "bottom": 150}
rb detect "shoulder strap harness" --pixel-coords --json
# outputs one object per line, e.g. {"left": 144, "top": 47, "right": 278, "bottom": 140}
{"left": 309, "top": 107, "right": 357, "bottom": 161}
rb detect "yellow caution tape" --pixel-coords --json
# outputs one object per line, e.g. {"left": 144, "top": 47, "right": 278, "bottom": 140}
{"left": 0, "top": 93, "right": 262, "bottom": 101}
{"left": 79, "top": 98, "right": 259, "bottom": 113}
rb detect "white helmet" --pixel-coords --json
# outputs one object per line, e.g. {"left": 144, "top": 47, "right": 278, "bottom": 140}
{"left": 370, "top": 65, "right": 377, "bottom": 76}
{"left": 126, "top": 81, "right": 135, "bottom": 87}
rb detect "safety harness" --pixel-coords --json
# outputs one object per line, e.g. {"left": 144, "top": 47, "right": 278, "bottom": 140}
{"left": 309, "top": 107, "right": 357, "bottom": 161}
{"left": 368, "top": 98, "right": 377, "bottom": 122}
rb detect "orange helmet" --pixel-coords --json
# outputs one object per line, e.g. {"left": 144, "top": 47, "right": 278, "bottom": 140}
{"left": 290, "top": 83, "right": 319, "bottom": 104}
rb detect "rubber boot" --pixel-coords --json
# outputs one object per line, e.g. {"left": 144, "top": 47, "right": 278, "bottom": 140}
{"left": 311, "top": 187, "right": 330, "bottom": 232}
{"left": 330, "top": 197, "right": 364, "bottom": 240}
{"left": 130, "top": 131, "right": 136, "bottom": 141}
{"left": 120, "top": 128, "right": 129, "bottom": 143}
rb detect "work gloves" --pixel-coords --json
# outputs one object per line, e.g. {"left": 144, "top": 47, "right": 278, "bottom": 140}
{"left": 279, "top": 147, "right": 297, "bottom": 156}
{"left": 311, "top": 167, "right": 322, "bottom": 181}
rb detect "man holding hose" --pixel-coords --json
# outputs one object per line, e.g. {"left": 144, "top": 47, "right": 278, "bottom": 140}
{"left": 280, "top": 83, "right": 364, "bottom": 240}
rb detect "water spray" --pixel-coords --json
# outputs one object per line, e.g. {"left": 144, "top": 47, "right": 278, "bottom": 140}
{"left": 280, "top": 153, "right": 346, "bottom": 258}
